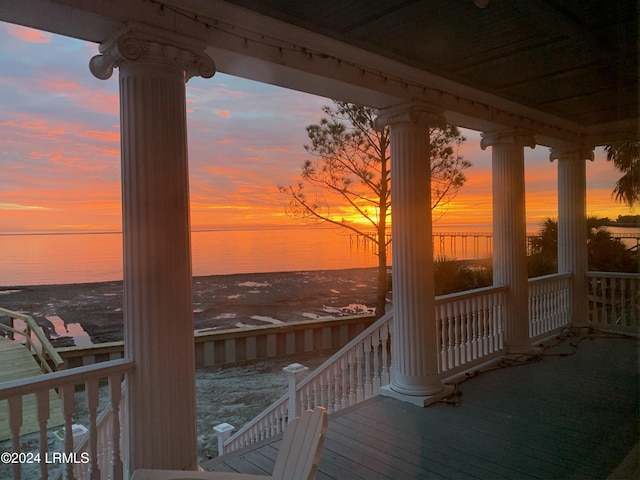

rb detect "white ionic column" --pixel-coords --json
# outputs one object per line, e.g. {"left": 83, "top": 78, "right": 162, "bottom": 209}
{"left": 90, "top": 23, "right": 215, "bottom": 473}
{"left": 375, "top": 101, "right": 447, "bottom": 402}
{"left": 481, "top": 130, "right": 535, "bottom": 353}
{"left": 550, "top": 146, "right": 594, "bottom": 326}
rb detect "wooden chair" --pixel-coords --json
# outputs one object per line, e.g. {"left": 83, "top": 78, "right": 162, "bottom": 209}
{"left": 132, "top": 407, "right": 328, "bottom": 480}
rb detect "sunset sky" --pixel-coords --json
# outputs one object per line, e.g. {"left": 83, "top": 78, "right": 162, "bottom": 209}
{"left": 0, "top": 21, "right": 635, "bottom": 236}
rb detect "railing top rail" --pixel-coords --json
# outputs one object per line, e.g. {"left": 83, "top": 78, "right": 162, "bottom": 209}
{"left": 527, "top": 272, "right": 573, "bottom": 284}
{"left": 587, "top": 271, "right": 640, "bottom": 279}
{"left": 434, "top": 284, "right": 508, "bottom": 304}
{"left": 0, "top": 358, "right": 135, "bottom": 400}
{"left": 0, "top": 306, "right": 64, "bottom": 370}
{"left": 0, "top": 306, "right": 33, "bottom": 322}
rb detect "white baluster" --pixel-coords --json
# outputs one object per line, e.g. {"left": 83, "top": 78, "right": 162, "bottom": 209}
{"left": 453, "top": 301, "right": 461, "bottom": 368}
{"left": 312, "top": 379, "right": 320, "bottom": 409}
{"left": 372, "top": 330, "right": 380, "bottom": 394}
{"left": 436, "top": 306, "right": 446, "bottom": 371}
{"left": 600, "top": 278, "right": 608, "bottom": 325}
{"left": 531, "top": 283, "right": 539, "bottom": 336}
{"left": 109, "top": 374, "right": 123, "bottom": 480}
{"left": 492, "top": 292, "right": 501, "bottom": 350}
{"left": 588, "top": 277, "right": 597, "bottom": 324}
{"left": 61, "top": 383, "right": 76, "bottom": 480}
{"left": 364, "top": 340, "right": 372, "bottom": 399}
{"left": 36, "top": 389, "right": 50, "bottom": 480}
{"left": 479, "top": 294, "right": 488, "bottom": 355}
{"left": 381, "top": 323, "right": 390, "bottom": 386}
{"left": 8, "top": 396, "right": 22, "bottom": 480}
{"left": 610, "top": 278, "right": 619, "bottom": 325}
{"left": 471, "top": 296, "right": 479, "bottom": 360}
{"left": 341, "top": 357, "right": 349, "bottom": 408}
{"left": 356, "top": 345, "right": 364, "bottom": 402}
{"left": 319, "top": 374, "right": 327, "bottom": 410}
{"left": 446, "top": 303, "right": 454, "bottom": 369}
{"left": 464, "top": 298, "right": 472, "bottom": 364}
{"left": 333, "top": 364, "right": 341, "bottom": 412}
{"left": 548, "top": 280, "right": 554, "bottom": 329}
{"left": 306, "top": 382, "right": 313, "bottom": 411}
{"left": 85, "top": 378, "right": 100, "bottom": 480}
{"left": 325, "top": 370, "right": 334, "bottom": 414}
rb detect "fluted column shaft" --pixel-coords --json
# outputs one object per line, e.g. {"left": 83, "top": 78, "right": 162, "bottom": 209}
{"left": 481, "top": 130, "right": 535, "bottom": 352}
{"left": 551, "top": 147, "right": 593, "bottom": 325}
{"left": 376, "top": 102, "right": 445, "bottom": 396}
{"left": 90, "top": 23, "right": 215, "bottom": 473}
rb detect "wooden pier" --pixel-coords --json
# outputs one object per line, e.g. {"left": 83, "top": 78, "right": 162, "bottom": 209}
{"left": 0, "top": 337, "right": 64, "bottom": 441}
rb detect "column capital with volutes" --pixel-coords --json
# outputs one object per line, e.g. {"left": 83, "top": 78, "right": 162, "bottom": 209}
{"left": 89, "top": 22, "right": 216, "bottom": 81}
{"left": 480, "top": 129, "right": 536, "bottom": 150}
{"left": 549, "top": 146, "right": 595, "bottom": 163}
{"left": 374, "top": 100, "right": 446, "bottom": 131}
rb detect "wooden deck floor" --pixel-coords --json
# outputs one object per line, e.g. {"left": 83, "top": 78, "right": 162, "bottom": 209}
{"left": 0, "top": 337, "right": 64, "bottom": 441}
{"left": 203, "top": 333, "right": 639, "bottom": 479}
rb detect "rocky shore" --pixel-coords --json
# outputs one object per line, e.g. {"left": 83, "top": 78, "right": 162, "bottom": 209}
{"left": 0, "top": 267, "right": 381, "bottom": 470}
{"left": 0, "top": 267, "right": 380, "bottom": 346}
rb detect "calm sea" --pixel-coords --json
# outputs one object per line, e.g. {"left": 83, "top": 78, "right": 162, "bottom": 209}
{"left": 1, "top": 225, "right": 636, "bottom": 287}
{"left": 0, "top": 227, "right": 381, "bottom": 287}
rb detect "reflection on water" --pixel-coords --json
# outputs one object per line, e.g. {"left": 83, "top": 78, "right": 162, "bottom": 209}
{"left": 2, "top": 224, "right": 635, "bottom": 287}
{"left": 47, "top": 315, "right": 93, "bottom": 347}
{"left": 0, "top": 227, "right": 379, "bottom": 286}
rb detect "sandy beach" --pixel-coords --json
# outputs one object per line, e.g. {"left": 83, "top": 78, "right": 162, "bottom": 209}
{"left": 0, "top": 267, "right": 381, "bottom": 346}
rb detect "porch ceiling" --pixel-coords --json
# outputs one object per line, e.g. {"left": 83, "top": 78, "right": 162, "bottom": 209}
{"left": 222, "top": 0, "right": 639, "bottom": 136}
{"left": 0, "top": 0, "right": 638, "bottom": 146}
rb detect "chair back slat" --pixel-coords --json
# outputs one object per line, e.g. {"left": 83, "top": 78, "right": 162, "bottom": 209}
{"left": 272, "top": 407, "right": 328, "bottom": 480}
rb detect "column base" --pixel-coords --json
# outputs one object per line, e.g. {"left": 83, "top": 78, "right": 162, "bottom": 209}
{"left": 380, "top": 384, "right": 455, "bottom": 407}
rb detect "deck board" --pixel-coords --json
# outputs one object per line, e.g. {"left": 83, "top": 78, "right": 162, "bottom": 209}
{"left": 0, "top": 337, "right": 64, "bottom": 441}
{"left": 203, "top": 335, "right": 639, "bottom": 479}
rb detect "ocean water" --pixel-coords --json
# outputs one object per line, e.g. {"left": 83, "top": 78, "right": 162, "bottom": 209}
{"left": 1, "top": 225, "right": 635, "bottom": 287}
{"left": 0, "top": 227, "right": 381, "bottom": 286}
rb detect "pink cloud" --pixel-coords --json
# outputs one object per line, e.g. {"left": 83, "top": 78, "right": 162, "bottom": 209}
{"left": 217, "top": 109, "right": 230, "bottom": 118}
{"left": 7, "top": 25, "right": 51, "bottom": 44}
{"left": 78, "top": 130, "right": 120, "bottom": 143}
{"left": 244, "top": 145, "right": 291, "bottom": 153}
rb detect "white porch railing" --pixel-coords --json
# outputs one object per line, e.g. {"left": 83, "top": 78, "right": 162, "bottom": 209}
{"left": 220, "top": 311, "right": 392, "bottom": 454}
{"left": 3, "top": 271, "right": 633, "bottom": 473}
{"left": 220, "top": 284, "right": 510, "bottom": 454}
{"left": 0, "top": 358, "right": 134, "bottom": 480}
{"left": 436, "top": 285, "right": 507, "bottom": 375}
{"left": 587, "top": 272, "right": 640, "bottom": 332}
{"left": 61, "top": 382, "right": 127, "bottom": 480}
{"left": 528, "top": 273, "right": 572, "bottom": 341}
